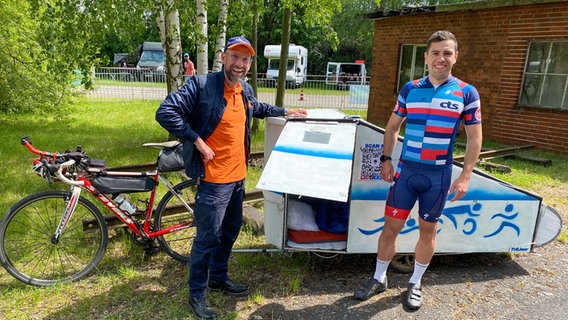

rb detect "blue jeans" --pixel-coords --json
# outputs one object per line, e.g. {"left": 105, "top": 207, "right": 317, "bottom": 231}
{"left": 188, "top": 179, "right": 245, "bottom": 298}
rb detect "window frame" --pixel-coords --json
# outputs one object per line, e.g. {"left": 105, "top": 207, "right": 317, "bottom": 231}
{"left": 519, "top": 40, "right": 568, "bottom": 110}
{"left": 397, "top": 44, "right": 427, "bottom": 92}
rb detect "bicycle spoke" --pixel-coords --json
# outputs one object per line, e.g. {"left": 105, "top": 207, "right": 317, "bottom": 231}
{"left": 0, "top": 191, "right": 108, "bottom": 286}
{"left": 153, "top": 180, "right": 198, "bottom": 263}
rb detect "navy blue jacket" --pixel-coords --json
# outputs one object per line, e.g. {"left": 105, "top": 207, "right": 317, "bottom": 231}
{"left": 155, "top": 71, "right": 286, "bottom": 179}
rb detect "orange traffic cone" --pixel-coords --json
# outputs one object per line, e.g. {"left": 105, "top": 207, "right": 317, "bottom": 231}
{"left": 299, "top": 89, "right": 305, "bottom": 101}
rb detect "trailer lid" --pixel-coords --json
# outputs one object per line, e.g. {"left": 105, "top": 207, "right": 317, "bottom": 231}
{"left": 256, "top": 119, "right": 357, "bottom": 202}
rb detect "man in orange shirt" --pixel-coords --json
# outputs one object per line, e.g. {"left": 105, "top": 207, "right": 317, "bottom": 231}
{"left": 183, "top": 53, "right": 195, "bottom": 76}
{"left": 156, "top": 36, "right": 307, "bottom": 319}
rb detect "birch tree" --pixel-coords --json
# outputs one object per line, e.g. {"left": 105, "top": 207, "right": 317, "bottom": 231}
{"left": 196, "top": 0, "right": 209, "bottom": 74}
{"left": 157, "top": 0, "right": 184, "bottom": 93}
{"left": 211, "top": 0, "right": 229, "bottom": 72}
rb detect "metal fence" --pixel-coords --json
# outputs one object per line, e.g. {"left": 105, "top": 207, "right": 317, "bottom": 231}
{"left": 89, "top": 67, "right": 369, "bottom": 110}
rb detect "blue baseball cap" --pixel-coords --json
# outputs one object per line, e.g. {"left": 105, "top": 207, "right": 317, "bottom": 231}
{"left": 183, "top": 53, "right": 189, "bottom": 57}
{"left": 225, "top": 36, "right": 255, "bottom": 56}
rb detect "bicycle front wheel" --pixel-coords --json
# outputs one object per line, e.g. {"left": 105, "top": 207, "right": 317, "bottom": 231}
{"left": 0, "top": 190, "right": 108, "bottom": 286}
{"left": 154, "top": 179, "right": 198, "bottom": 263}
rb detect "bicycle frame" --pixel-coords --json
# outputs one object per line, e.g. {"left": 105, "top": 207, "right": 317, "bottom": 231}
{"left": 57, "top": 160, "right": 194, "bottom": 240}
{"left": 22, "top": 138, "right": 195, "bottom": 241}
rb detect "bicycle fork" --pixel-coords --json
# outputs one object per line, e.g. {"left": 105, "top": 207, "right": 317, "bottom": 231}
{"left": 52, "top": 186, "right": 82, "bottom": 244}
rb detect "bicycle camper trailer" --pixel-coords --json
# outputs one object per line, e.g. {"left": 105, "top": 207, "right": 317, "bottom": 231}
{"left": 255, "top": 109, "right": 562, "bottom": 265}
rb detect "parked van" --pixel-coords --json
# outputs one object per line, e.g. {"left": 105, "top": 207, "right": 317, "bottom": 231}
{"left": 326, "top": 62, "right": 367, "bottom": 90}
{"left": 137, "top": 42, "right": 165, "bottom": 82}
{"left": 263, "top": 44, "right": 308, "bottom": 87}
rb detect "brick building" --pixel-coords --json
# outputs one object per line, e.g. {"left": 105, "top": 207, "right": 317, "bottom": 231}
{"left": 366, "top": 0, "right": 568, "bottom": 153}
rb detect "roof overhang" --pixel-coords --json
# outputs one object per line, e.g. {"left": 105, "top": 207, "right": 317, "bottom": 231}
{"left": 365, "top": 0, "right": 568, "bottom": 20}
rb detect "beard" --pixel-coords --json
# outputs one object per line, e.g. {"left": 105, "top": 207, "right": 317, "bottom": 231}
{"left": 224, "top": 67, "right": 245, "bottom": 83}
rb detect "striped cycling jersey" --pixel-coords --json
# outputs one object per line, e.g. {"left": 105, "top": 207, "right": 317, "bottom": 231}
{"left": 393, "top": 76, "right": 481, "bottom": 165}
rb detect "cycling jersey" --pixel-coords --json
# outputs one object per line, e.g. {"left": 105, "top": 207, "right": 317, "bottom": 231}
{"left": 394, "top": 76, "right": 481, "bottom": 166}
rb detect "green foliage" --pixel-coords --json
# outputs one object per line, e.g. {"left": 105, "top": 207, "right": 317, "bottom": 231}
{"left": 320, "top": 0, "right": 378, "bottom": 74}
{"left": 1, "top": 0, "right": 169, "bottom": 115}
{"left": 0, "top": 1, "right": 73, "bottom": 115}
{"left": 254, "top": 0, "right": 344, "bottom": 75}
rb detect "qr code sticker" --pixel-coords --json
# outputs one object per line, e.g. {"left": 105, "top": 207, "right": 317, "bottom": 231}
{"left": 359, "top": 143, "right": 383, "bottom": 180}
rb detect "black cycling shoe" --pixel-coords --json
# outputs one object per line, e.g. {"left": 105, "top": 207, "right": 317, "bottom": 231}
{"left": 208, "top": 279, "right": 249, "bottom": 297}
{"left": 188, "top": 296, "right": 216, "bottom": 319}
{"left": 354, "top": 277, "right": 388, "bottom": 300}
{"left": 405, "top": 282, "right": 423, "bottom": 310}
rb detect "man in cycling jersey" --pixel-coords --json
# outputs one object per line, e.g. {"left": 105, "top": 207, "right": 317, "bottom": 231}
{"left": 354, "top": 30, "right": 483, "bottom": 310}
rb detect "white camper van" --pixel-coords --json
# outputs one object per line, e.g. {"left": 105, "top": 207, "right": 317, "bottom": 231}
{"left": 326, "top": 62, "right": 367, "bottom": 90}
{"left": 263, "top": 44, "right": 308, "bottom": 87}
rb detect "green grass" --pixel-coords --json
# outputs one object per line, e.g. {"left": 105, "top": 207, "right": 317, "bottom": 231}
{"left": 0, "top": 100, "right": 566, "bottom": 319}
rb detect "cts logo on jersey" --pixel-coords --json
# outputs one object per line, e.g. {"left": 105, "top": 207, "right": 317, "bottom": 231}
{"left": 475, "top": 107, "right": 482, "bottom": 121}
{"left": 439, "top": 100, "right": 459, "bottom": 110}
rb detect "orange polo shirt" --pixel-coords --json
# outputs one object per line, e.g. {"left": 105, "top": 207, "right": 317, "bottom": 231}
{"left": 202, "top": 82, "right": 247, "bottom": 183}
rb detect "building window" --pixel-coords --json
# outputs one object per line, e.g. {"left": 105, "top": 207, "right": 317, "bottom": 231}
{"left": 398, "top": 44, "right": 427, "bottom": 91}
{"left": 520, "top": 41, "right": 568, "bottom": 110}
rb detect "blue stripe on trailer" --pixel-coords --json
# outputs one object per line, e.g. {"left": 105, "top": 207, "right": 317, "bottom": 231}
{"left": 273, "top": 145, "right": 353, "bottom": 160}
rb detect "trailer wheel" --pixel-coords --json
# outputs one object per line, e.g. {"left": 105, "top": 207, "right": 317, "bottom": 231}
{"left": 391, "top": 254, "right": 414, "bottom": 273}
{"left": 311, "top": 251, "right": 339, "bottom": 259}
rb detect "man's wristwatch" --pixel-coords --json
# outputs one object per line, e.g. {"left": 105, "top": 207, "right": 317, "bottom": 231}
{"left": 380, "top": 155, "right": 392, "bottom": 163}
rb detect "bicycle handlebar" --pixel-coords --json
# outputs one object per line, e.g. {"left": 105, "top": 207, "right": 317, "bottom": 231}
{"left": 21, "top": 136, "right": 106, "bottom": 183}
{"left": 22, "top": 136, "right": 62, "bottom": 159}
{"left": 41, "top": 158, "right": 85, "bottom": 186}
{"left": 54, "top": 159, "right": 85, "bottom": 186}
{"left": 21, "top": 136, "right": 86, "bottom": 161}
{"left": 40, "top": 159, "right": 59, "bottom": 174}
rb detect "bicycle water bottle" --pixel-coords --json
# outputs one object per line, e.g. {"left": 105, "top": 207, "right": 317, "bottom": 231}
{"left": 112, "top": 194, "right": 137, "bottom": 215}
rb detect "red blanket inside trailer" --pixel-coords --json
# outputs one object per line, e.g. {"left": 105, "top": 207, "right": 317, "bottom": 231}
{"left": 287, "top": 229, "right": 347, "bottom": 243}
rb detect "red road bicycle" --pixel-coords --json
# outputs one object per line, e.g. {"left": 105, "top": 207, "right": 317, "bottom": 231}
{"left": 0, "top": 137, "right": 197, "bottom": 286}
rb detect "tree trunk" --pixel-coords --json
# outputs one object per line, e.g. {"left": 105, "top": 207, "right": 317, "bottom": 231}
{"left": 157, "top": 0, "right": 183, "bottom": 94}
{"left": 251, "top": 0, "right": 260, "bottom": 132}
{"left": 211, "top": 0, "right": 228, "bottom": 72}
{"left": 196, "top": 0, "right": 208, "bottom": 74}
{"left": 275, "top": 8, "right": 291, "bottom": 108}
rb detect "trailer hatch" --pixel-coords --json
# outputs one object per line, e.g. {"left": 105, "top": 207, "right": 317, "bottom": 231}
{"left": 257, "top": 120, "right": 357, "bottom": 202}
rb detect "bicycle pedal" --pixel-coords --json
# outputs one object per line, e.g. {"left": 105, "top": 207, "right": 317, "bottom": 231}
{"left": 144, "top": 246, "right": 161, "bottom": 255}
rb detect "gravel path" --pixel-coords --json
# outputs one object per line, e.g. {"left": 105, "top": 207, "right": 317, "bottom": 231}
{"left": 229, "top": 240, "right": 567, "bottom": 320}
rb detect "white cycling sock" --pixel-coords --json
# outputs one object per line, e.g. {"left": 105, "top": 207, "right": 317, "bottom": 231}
{"left": 409, "top": 261, "right": 429, "bottom": 285}
{"left": 373, "top": 258, "right": 390, "bottom": 283}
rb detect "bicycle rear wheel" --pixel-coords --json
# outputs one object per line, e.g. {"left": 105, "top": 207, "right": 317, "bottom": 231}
{"left": 154, "top": 179, "right": 197, "bottom": 263}
{"left": 0, "top": 190, "right": 108, "bottom": 286}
